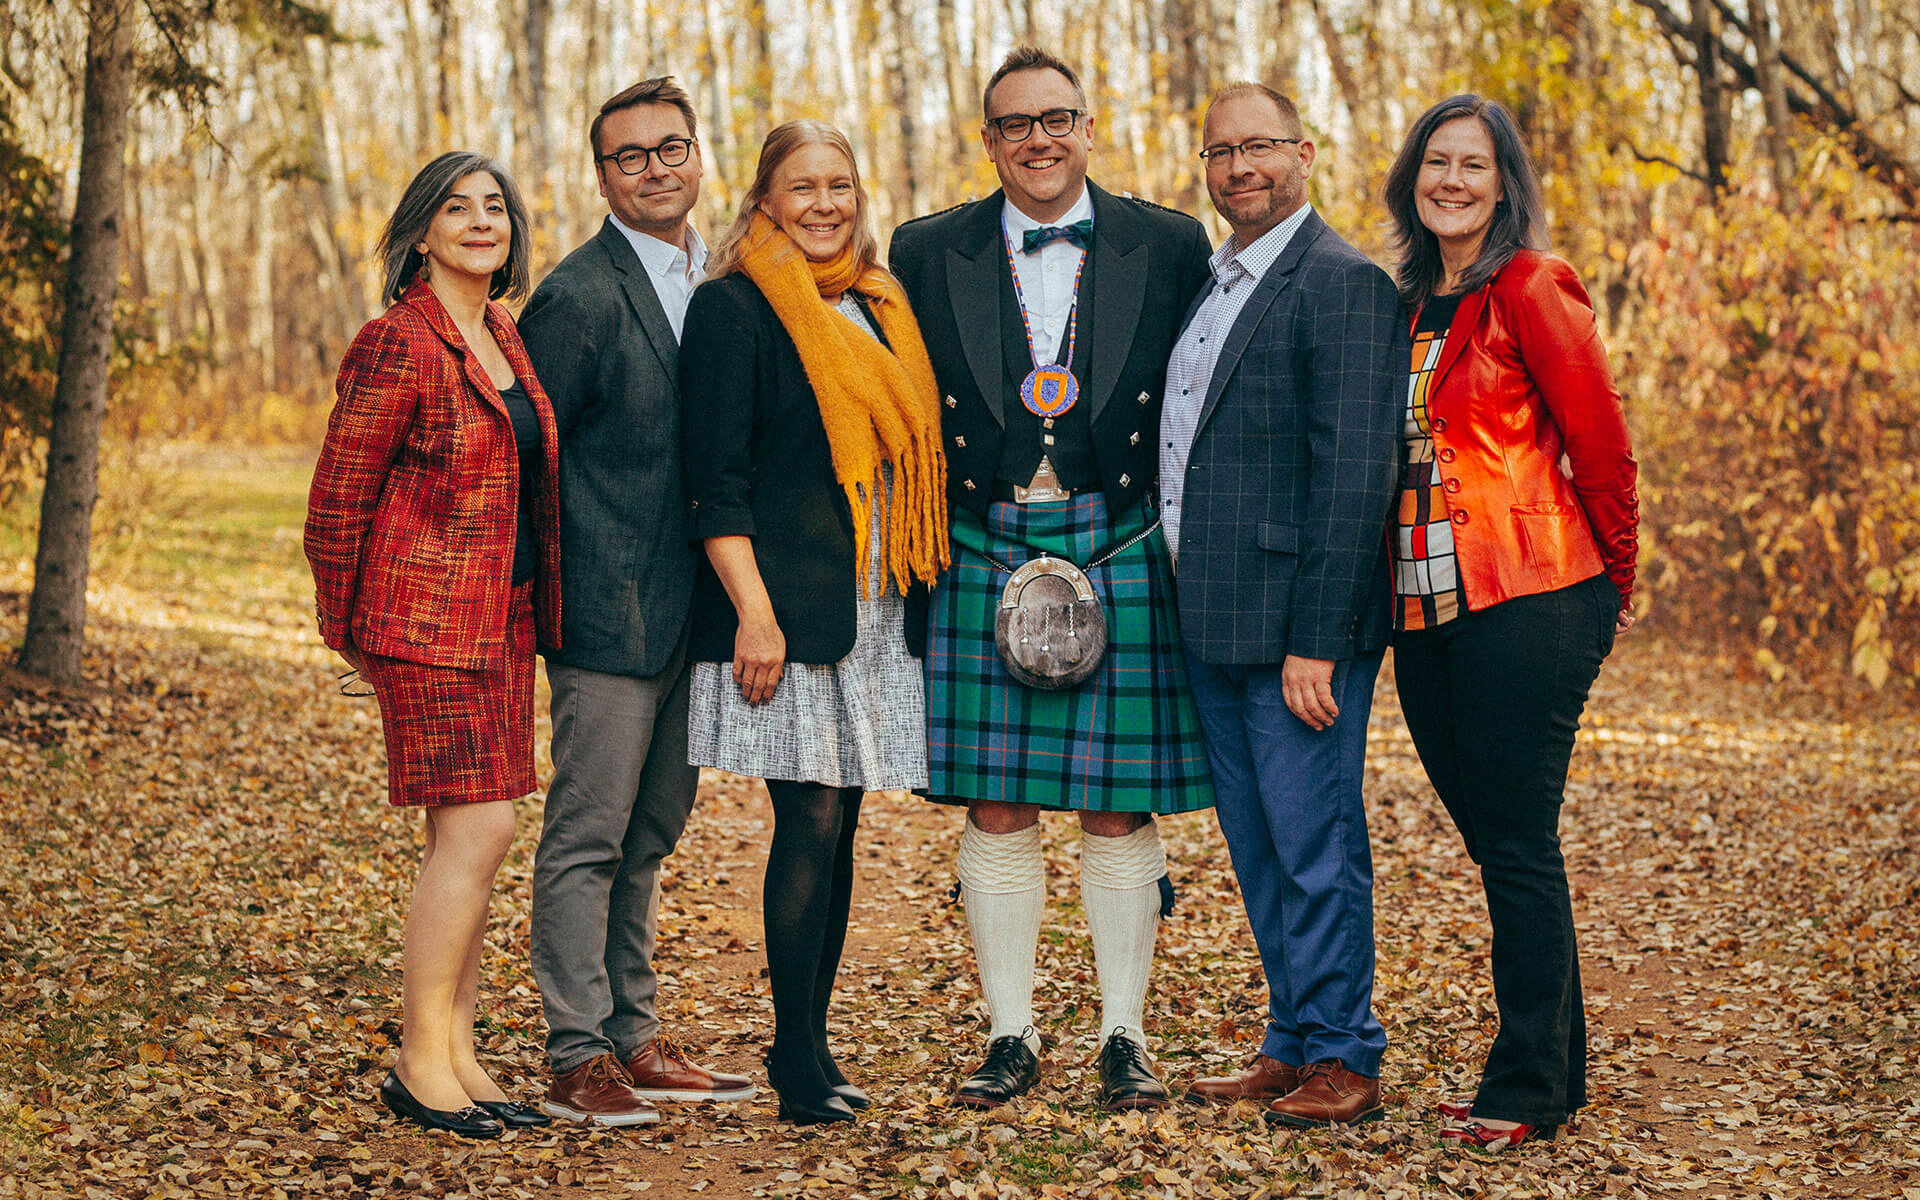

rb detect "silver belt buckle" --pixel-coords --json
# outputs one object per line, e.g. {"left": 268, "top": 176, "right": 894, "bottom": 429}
{"left": 1012, "top": 456, "right": 1071, "bottom": 504}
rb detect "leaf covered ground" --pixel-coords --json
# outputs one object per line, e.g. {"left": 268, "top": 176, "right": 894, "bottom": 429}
{"left": 1, "top": 448, "right": 1917, "bottom": 1200}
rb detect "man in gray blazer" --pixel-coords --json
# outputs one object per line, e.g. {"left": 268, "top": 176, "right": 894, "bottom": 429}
{"left": 1165, "top": 84, "right": 1406, "bottom": 1126}
{"left": 519, "top": 76, "right": 753, "bottom": 1127}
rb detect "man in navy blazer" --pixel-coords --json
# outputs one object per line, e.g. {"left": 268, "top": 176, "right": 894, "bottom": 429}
{"left": 1165, "top": 84, "right": 1406, "bottom": 1125}
{"left": 518, "top": 77, "right": 753, "bottom": 1126}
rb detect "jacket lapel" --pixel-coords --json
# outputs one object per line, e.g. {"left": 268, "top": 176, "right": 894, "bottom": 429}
{"left": 600, "top": 218, "right": 681, "bottom": 390}
{"left": 945, "top": 196, "right": 1007, "bottom": 427}
{"left": 1427, "top": 285, "right": 1487, "bottom": 401}
{"left": 405, "top": 279, "right": 507, "bottom": 416}
{"left": 1085, "top": 182, "right": 1145, "bottom": 425}
{"left": 1195, "top": 212, "right": 1324, "bottom": 435}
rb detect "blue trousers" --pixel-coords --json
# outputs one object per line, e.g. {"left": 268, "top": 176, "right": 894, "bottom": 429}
{"left": 1185, "top": 651, "right": 1387, "bottom": 1076}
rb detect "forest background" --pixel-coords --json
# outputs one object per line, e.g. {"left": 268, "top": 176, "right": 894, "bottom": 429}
{"left": 2, "top": 0, "right": 1919, "bottom": 694}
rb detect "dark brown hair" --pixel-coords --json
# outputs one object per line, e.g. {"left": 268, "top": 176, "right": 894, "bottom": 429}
{"left": 376, "top": 151, "right": 532, "bottom": 304}
{"left": 590, "top": 76, "right": 698, "bottom": 158}
{"left": 982, "top": 46, "right": 1087, "bottom": 117}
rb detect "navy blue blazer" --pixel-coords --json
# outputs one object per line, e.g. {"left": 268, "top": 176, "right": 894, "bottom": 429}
{"left": 1171, "top": 211, "right": 1407, "bottom": 665}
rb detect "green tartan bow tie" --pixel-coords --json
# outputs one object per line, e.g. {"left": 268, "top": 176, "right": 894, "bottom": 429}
{"left": 1022, "top": 219, "right": 1092, "bottom": 253}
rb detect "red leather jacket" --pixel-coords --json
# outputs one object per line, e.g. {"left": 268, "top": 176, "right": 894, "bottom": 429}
{"left": 1417, "top": 250, "right": 1637, "bottom": 611}
{"left": 305, "top": 280, "right": 561, "bottom": 669}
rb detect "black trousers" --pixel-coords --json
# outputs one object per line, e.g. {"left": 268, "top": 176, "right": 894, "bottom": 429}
{"left": 1393, "top": 573, "right": 1617, "bottom": 1125}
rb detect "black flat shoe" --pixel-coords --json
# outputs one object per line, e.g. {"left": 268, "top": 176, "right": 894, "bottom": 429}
{"left": 767, "top": 1059, "right": 857, "bottom": 1126}
{"left": 475, "top": 1099, "right": 552, "bottom": 1128}
{"left": 379, "top": 1071, "right": 505, "bottom": 1139}
{"left": 832, "top": 1083, "right": 872, "bottom": 1111}
{"left": 1097, "top": 1030, "right": 1169, "bottom": 1111}
{"left": 953, "top": 1032, "right": 1041, "bottom": 1109}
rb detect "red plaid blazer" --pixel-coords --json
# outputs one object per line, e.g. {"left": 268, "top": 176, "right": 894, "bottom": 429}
{"left": 305, "top": 280, "right": 561, "bottom": 669}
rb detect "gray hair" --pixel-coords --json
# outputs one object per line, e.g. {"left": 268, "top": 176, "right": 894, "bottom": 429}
{"left": 376, "top": 151, "right": 533, "bottom": 305}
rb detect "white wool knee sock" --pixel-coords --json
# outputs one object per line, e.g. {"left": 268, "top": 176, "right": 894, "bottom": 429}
{"left": 1080, "top": 822, "right": 1166, "bottom": 1050}
{"left": 956, "top": 818, "right": 1046, "bottom": 1050}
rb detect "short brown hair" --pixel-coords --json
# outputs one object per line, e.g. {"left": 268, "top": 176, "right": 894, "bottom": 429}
{"left": 590, "top": 76, "right": 698, "bottom": 158}
{"left": 1204, "top": 82, "right": 1303, "bottom": 138}
{"left": 982, "top": 46, "right": 1087, "bottom": 117}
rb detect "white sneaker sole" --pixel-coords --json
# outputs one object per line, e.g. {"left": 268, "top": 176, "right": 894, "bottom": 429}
{"left": 540, "top": 1101, "right": 661, "bottom": 1126}
{"left": 629, "top": 1084, "right": 759, "bottom": 1103}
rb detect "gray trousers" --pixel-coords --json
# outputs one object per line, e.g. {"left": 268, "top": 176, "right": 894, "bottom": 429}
{"left": 532, "top": 655, "right": 699, "bottom": 1073}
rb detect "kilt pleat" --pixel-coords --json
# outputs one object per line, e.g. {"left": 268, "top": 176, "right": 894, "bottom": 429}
{"left": 359, "top": 581, "right": 537, "bottom": 807}
{"left": 925, "top": 494, "right": 1215, "bottom": 813}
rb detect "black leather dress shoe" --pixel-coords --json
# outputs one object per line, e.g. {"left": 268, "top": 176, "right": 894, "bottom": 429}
{"left": 475, "top": 1099, "right": 552, "bottom": 1128}
{"left": 832, "top": 1083, "right": 872, "bottom": 1111}
{"left": 379, "top": 1071, "right": 505, "bottom": 1138}
{"left": 1097, "top": 1031, "right": 1169, "bottom": 1110}
{"left": 953, "top": 1035, "right": 1041, "bottom": 1109}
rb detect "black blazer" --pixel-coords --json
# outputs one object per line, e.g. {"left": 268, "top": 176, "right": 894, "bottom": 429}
{"left": 679, "top": 273, "right": 928, "bottom": 665}
{"left": 519, "top": 219, "right": 694, "bottom": 678}
{"left": 1172, "top": 212, "right": 1407, "bottom": 664}
{"left": 889, "top": 182, "right": 1213, "bottom": 516}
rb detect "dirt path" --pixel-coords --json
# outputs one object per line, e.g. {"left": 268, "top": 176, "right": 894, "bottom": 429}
{"left": 3, "top": 455, "right": 1917, "bottom": 1198}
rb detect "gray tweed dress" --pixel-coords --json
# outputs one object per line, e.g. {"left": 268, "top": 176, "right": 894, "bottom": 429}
{"left": 686, "top": 296, "right": 928, "bottom": 791}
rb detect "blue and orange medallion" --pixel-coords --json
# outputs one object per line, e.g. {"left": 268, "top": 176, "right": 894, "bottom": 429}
{"left": 1021, "top": 365, "right": 1080, "bottom": 417}
{"left": 1005, "top": 227, "right": 1088, "bottom": 419}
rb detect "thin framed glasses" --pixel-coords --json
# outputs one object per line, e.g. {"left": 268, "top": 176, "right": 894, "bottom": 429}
{"left": 987, "top": 109, "right": 1087, "bottom": 143}
{"left": 1198, "top": 137, "right": 1302, "bottom": 164}
{"left": 336, "top": 668, "right": 374, "bottom": 698}
{"left": 598, "top": 136, "right": 696, "bottom": 175}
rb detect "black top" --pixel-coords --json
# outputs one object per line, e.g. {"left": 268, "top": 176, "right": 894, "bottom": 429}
{"left": 1415, "top": 292, "right": 1463, "bottom": 337}
{"left": 678, "top": 273, "right": 928, "bottom": 665}
{"left": 500, "top": 380, "right": 540, "bottom": 585}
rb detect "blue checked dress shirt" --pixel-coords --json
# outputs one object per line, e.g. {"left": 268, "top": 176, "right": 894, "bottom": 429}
{"left": 1160, "top": 204, "right": 1315, "bottom": 558}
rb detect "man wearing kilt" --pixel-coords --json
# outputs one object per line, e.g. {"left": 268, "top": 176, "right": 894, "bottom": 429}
{"left": 889, "top": 46, "right": 1216, "bottom": 1110}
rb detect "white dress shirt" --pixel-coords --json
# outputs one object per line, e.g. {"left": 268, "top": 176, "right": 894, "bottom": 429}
{"left": 1160, "top": 204, "right": 1315, "bottom": 557}
{"left": 1001, "top": 187, "right": 1093, "bottom": 365}
{"left": 609, "top": 214, "right": 708, "bottom": 341}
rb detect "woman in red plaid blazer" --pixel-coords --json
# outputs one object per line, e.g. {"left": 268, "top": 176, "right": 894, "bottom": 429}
{"left": 304, "top": 152, "right": 560, "bottom": 1139}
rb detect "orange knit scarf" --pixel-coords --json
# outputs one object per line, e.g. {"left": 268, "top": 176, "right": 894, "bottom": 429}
{"left": 736, "top": 212, "right": 949, "bottom": 594}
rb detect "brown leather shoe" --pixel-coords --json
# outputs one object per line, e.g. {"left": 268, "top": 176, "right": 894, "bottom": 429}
{"left": 542, "top": 1053, "right": 660, "bottom": 1126}
{"left": 1265, "top": 1060, "right": 1384, "bottom": 1126}
{"left": 1188, "top": 1054, "right": 1301, "bottom": 1104}
{"left": 625, "top": 1034, "right": 757, "bottom": 1103}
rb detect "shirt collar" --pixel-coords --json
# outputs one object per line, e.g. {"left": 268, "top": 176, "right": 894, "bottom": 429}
{"left": 609, "top": 213, "right": 707, "bottom": 280}
{"left": 1210, "top": 203, "right": 1313, "bottom": 285}
{"left": 1001, "top": 185, "right": 1094, "bottom": 240}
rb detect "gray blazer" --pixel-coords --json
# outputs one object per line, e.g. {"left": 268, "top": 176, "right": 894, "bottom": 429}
{"left": 1172, "top": 211, "right": 1407, "bottom": 665}
{"left": 519, "top": 218, "right": 694, "bottom": 678}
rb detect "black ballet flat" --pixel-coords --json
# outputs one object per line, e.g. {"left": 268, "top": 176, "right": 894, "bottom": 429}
{"left": 475, "top": 1098, "right": 552, "bottom": 1128}
{"left": 379, "top": 1071, "right": 505, "bottom": 1139}
{"left": 832, "top": 1083, "right": 872, "bottom": 1111}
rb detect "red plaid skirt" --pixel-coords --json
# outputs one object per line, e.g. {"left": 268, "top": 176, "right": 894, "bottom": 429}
{"left": 360, "top": 582, "right": 537, "bottom": 807}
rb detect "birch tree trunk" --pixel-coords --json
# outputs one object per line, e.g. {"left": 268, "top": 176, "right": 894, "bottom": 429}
{"left": 1749, "top": 0, "right": 1798, "bottom": 207}
{"left": 21, "top": 0, "right": 136, "bottom": 683}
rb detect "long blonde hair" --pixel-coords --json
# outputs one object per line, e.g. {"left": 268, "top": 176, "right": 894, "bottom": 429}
{"left": 707, "top": 120, "right": 883, "bottom": 281}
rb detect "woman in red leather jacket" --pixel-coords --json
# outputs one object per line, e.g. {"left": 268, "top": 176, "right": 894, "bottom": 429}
{"left": 305, "top": 152, "right": 560, "bottom": 1138}
{"left": 1382, "top": 96, "right": 1638, "bottom": 1150}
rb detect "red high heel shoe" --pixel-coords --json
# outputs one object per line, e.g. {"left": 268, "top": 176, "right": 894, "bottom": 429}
{"left": 1439, "top": 1118, "right": 1557, "bottom": 1150}
{"left": 1438, "top": 1098, "right": 1474, "bottom": 1122}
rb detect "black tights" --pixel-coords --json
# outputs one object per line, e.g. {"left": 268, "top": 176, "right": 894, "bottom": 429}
{"left": 762, "top": 780, "right": 862, "bottom": 1100}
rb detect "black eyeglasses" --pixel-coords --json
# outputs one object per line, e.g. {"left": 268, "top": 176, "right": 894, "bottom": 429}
{"left": 336, "top": 668, "right": 374, "bottom": 698}
{"left": 598, "top": 136, "right": 696, "bottom": 175}
{"left": 986, "top": 109, "right": 1087, "bottom": 143}
{"left": 1198, "top": 137, "right": 1302, "bottom": 164}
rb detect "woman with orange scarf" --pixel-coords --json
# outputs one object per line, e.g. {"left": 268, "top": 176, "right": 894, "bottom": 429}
{"left": 679, "top": 120, "right": 948, "bottom": 1124}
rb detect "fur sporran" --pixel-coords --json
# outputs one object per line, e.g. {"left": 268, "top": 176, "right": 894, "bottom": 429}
{"left": 994, "top": 555, "right": 1108, "bottom": 690}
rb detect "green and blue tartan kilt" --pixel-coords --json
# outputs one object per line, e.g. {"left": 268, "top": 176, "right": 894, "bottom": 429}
{"left": 924, "top": 493, "right": 1215, "bottom": 814}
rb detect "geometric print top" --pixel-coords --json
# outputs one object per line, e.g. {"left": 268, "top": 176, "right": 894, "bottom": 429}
{"left": 1393, "top": 294, "right": 1467, "bottom": 630}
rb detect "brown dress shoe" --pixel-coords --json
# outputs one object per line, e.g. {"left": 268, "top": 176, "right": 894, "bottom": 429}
{"left": 625, "top": 1034, "right": 757, "bottom": 1103}
{"left": 1265, "top": 1060, "right": 1384, "bottom": 1126}
{"left": 1188, "top": 1054, "right": 1302, "bottom": 1104}
{"left": 542, "top": 1053, "right": 660, "bottom": 1126}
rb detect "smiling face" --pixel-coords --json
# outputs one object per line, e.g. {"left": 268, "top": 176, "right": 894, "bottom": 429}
{"left": 416, "top": 170, "right": 511, "bottom": 285}
{"left": 759, "top": 141, "right": 860, "bottom": 262}
{"left": 1202, "top": 92, "right": 1315, "bottom": 244}
{"left": 1415, "top": 116, "right": 1503, "bottom": 270}
{"left": 595, "top": 100, "right": 703, "bottom": 245}
{"left": 981, "top": 67, "right": 1092, "bottom": 223}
